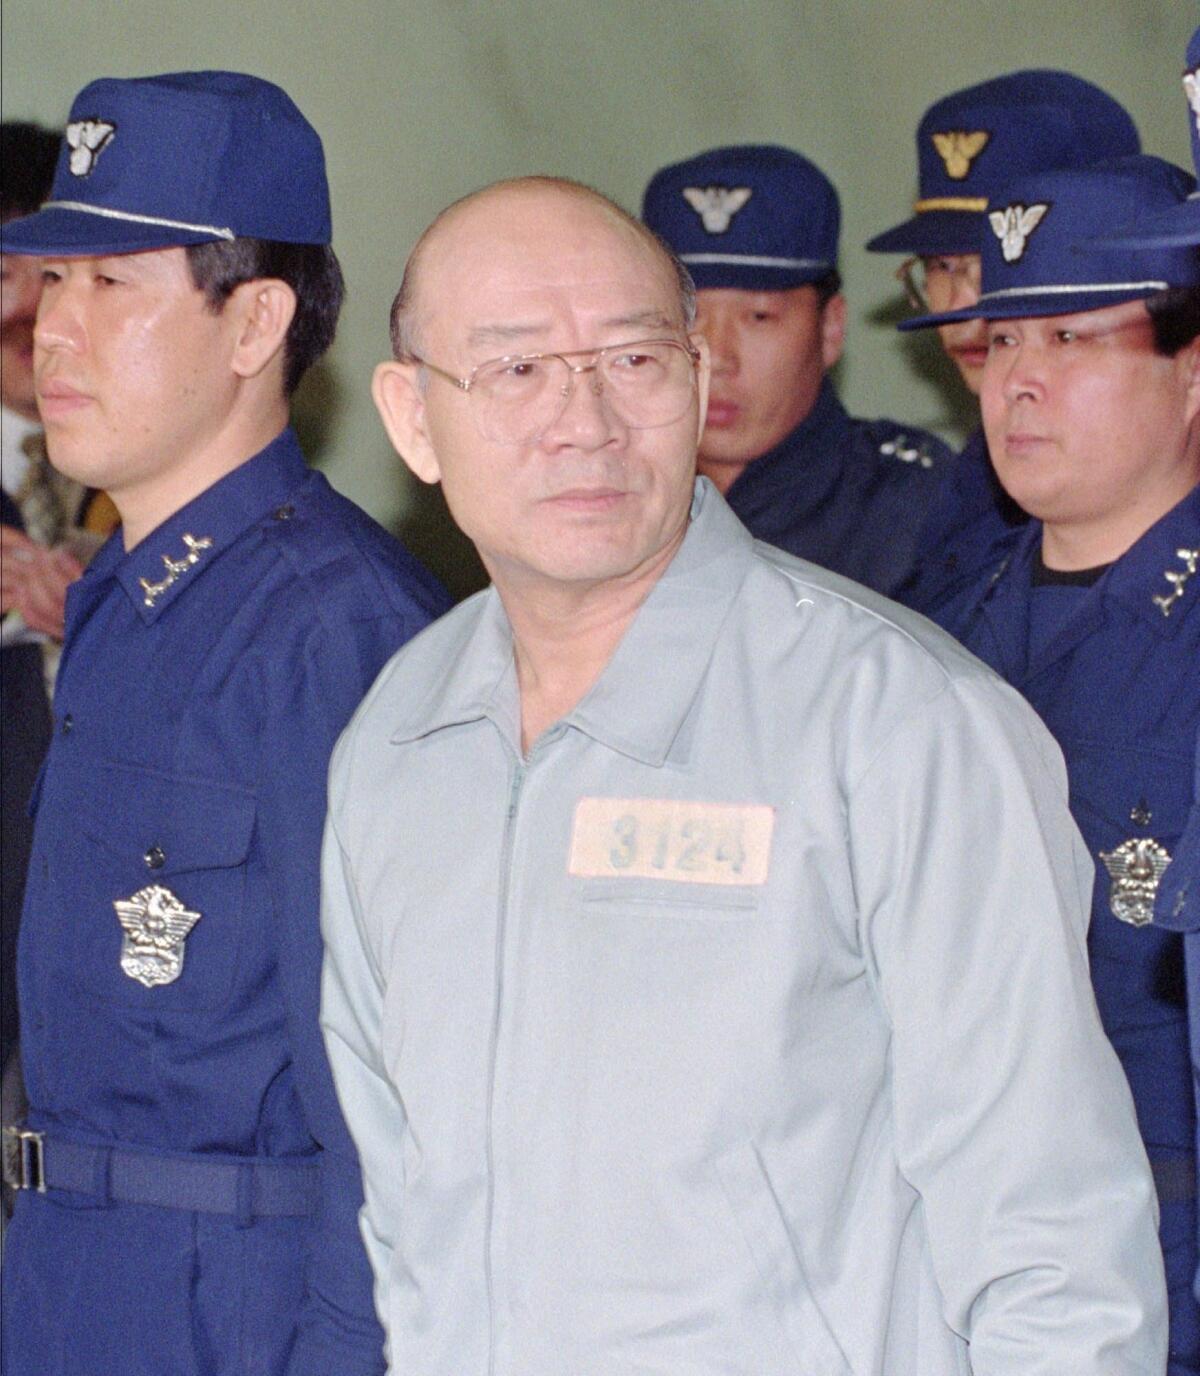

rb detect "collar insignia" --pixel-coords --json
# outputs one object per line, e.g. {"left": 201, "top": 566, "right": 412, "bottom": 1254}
{"left": 878, "top": 434, "right": 935, "bottom": 469}
{"left": 1152, "top": 546, "right": 1199, "bottom": 617}
{"left": 1099, "top": 838, "right": 1171, "bottom": 927}
{"left": 114, "top": 884, "right": 202, "bottom": 987}
{"left": 140, "top": 533, "right": 214, "bottom": 608}
{"left": 681, "top": 185, "right": 753, "bottom": 234}
{"left": 932, "top": 130, "right": 990, "bottom": 180}
{"left": 988, "top": 202, "right": 1049, "bottom": 262}
{"left": 65, "top": 119, "right": 116, "bottom": 177}
{"left": 1184, "top": 68, "right": 1200, "bottom": 139}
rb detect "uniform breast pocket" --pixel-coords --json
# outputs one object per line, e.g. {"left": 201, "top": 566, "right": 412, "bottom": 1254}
{"left": 1067, "top": 741, "right": 1191, "bottom": 935}
{"left": 66, "top": 761, "right": 257, "bottom": 1012}
{"left": 574, "top": 877, "right": 760, "bottom": 921}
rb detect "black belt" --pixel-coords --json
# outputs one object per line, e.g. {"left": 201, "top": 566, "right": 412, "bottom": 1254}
{"left": 2, "top": 1127, "right": 318, "bottom": 1220}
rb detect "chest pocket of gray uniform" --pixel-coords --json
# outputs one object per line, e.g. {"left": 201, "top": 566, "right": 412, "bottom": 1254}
{"left": 574, "top": 877, "right": 760, "bottom": 918}
{"left": 69, "top": 761, "right": 257, "bottom": 1013}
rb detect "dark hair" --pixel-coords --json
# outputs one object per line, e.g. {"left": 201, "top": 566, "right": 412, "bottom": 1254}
{"left": 1, "top": 121, "right": 60, "bottom": 224}
{"left": 185, "top": 238, "right": 344, "bottom": 395}
{"left": 811, "top": 269, "right": 843, "bottom": 309}
{"left": 1145, "top": 286, "right": 1200, "bottom": 357}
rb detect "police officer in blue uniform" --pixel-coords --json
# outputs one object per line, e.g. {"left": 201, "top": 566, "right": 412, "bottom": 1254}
{"left": 0, "top": 72, "right": 447, "bottom": 1376}
{"left": 642, "top": 145, "right": 951, "bottom": 597}
{"left": 906, "top": 153, "right": 1200, "bottom": 1374}
{"left": 1104, "top": 27, "right": 1200, "bottom": 1312}
{"left": 866, "top": 71, "right": 1141, "bottom": 615}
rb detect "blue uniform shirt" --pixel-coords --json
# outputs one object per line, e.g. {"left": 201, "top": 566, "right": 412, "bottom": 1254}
{"left": 3, "top": 428, "right": 448, "bottom": 1376}
{"left": 897, "top": 427, "right": 1028, "bottom": 617}
{"left": 938, "top": 487, "right": 1200, "bottom": 1372}
{"left": 1158, "top": 727, "right": 1200, "bottom": 1306}
{"left": 720, "top": 377, "right": 951, "bottom": 596}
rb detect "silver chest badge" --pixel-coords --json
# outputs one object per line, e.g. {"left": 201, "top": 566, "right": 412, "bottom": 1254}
{"left": 1099, "top": 838, "right": 1172, "bottom": 927}
{"left": 114, "top": 884, "right": 202, "bottom": 987}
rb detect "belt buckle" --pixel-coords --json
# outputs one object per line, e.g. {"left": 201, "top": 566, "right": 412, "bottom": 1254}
{"left": 2, "top": 1126, "right": 46, "bottom": 1192}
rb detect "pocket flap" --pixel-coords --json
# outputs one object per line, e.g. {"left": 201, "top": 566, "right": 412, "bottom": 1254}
{"left": 81, "top": 760, "right": 256, "bottom": 874}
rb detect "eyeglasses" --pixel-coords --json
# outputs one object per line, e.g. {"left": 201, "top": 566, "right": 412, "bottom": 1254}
{"left": 404, "top": 337, "right": 702, "bottom": 444}
{"left": 895, "top": 255, "right": 982, "bottom": 312}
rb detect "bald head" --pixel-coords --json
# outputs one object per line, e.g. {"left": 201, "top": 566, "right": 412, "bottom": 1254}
{"left": 389, "top": 176, "right": 695, "bottom": 361}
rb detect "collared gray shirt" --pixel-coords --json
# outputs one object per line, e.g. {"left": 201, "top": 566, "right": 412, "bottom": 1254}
{"left": 322, "top": 480, "right": 1166, "bottom": 1375}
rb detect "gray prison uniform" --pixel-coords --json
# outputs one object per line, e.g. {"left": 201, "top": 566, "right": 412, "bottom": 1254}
{"left": 320, "top": 479, "right": 1167, "bottom": 1376}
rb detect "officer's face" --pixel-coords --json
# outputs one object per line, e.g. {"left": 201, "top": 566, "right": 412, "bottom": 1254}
{"left": 32, "top": 248, "right": 244, "bottom": 520}
{"left": 0, "top": 250, "right": 43, "bottom": 420}
{"left": 982, "top": 301, "right": 1200, "bottom": 556}
{"left": 694, "top": 287, "right": 845, "bottom": 484}
{"left": 924, "top": 254, "right": 987, "bottom": 394}
{"left": 374, "top": 186, "right": 709, "bottom": 596}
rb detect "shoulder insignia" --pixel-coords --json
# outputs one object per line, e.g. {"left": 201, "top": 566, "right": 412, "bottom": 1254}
{"left": 1184, "top": 68, "right": 1200, "bottom": 139}
{"left": 988, "top": 202, "right": 1049, "bottom": 263}
{"left": 931, "top": 130, "right": 990, "bottom": 180}
{"left": 1099, "top": 837, "right": 1171, "bottom": 927}
{"left": 681, "top": 185, "right": 752, "bottom": 234}
{"left": 1152, "top": 546, "right": 1199, "bottom": 617}
{"left": 139, "top": 532, "right": 214, "bottom": 608}
{"left": 65, "top": 119, "right": 116, "bottom": 177}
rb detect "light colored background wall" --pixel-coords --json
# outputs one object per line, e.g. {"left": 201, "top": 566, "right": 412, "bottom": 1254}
{"left": 3, "top": 0, "right": 1194, "bottom": 595}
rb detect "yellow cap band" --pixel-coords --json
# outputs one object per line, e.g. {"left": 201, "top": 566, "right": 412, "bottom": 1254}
{"left": 914, "top": 196, "right": 989, "bottom": 213}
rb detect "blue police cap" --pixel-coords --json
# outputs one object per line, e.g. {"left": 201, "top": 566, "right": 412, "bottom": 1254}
{"left": 1, "top": 71, "right": 331, "bottom": 256}
{"left": 899, "top": 155, "right": 1200, "bottom": 332}
{"left": 1101, "top": 27, "right": 1200, "bottom": 249}
{"left": 866, "top": 70, "right": 1140, "bottom": 257}
{"left": 642, "top": 145, "right": 839, "bottom": 291}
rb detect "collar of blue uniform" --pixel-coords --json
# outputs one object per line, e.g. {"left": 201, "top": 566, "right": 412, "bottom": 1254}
{"left": 996, "top": 483, "right": 1200, "bottom": 632}
{"left": 104, "top": 427, "right": 310, "bottom": 624}
{"left": 723, "top": 376, "right": 849, "bottom": 521}
{"left": 387, "top": 480, "right": 756, "bottom": 765}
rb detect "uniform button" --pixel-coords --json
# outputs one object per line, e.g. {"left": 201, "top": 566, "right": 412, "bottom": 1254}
{"left": 274, "top": 504, "right": 295, "bottom": 521}
{"left": 61, "top": 713, "right": 74, "bottom": 734}
{"left": 144, "top": 845, "right": 166, "bottom": 870}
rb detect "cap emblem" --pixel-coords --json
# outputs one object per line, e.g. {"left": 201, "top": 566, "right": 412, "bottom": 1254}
{"left": 931, "top": 130, "right": 990, "bottom": 180}
{"left": 988, "top": 202, "right": 1049, "bottom": 262}
{"left": 65, "top": 119, "right": 116, "bottom": 177}
{"left": 1184, "top": 68, "right": 1200, "bottom": 139}
{"left": 681, "top": 186, "right": 752, "bottom": 234}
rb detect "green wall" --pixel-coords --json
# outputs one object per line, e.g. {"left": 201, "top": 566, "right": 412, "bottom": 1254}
{"left": 3, "top": 0, "right": 1193, "bottom": 596}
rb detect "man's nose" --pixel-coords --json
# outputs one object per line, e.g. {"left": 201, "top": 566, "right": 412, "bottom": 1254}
{"left": 948, "top": 263, "right": 981, "bottom": 310}
{"left": 998, "top": 343, "right": 1045, "bottom": 404}
{"left": 542, "top": 362, "right": 621, "bottom": 449}
{"left": 33, "top": 282, "right": 83, "bottom": 354}
{"left": 697, "top": 317, "right": 737, "bottom": 375}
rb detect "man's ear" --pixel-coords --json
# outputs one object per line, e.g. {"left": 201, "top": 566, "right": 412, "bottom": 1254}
{"left": 372, "top": 361, "right": 442, "bottom": 484}
{"left": 227, "top": 279, "right": 296, "bottom": 381}
{"left": 820, "top": 292, "right": 847, "bottom": 370}
{"left": 1181, "top": 333, "right": 1200, "bottom": 433}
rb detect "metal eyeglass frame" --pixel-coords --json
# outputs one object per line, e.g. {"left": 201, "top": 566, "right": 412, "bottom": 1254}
{"left": 402, "top": 337, "right": 703, "bottom": 438}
